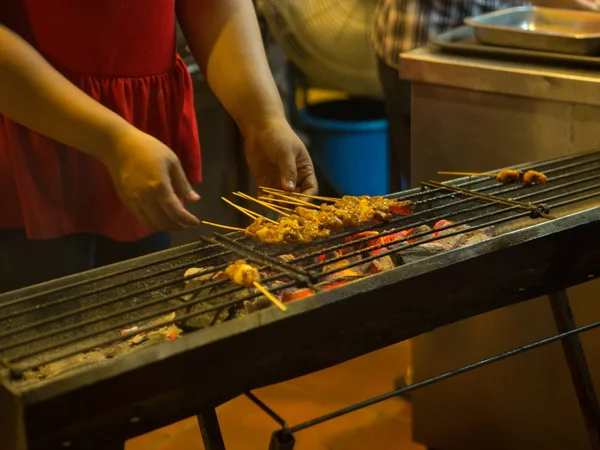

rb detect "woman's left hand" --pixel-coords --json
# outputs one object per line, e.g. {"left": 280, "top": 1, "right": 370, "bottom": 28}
{"left": 243, "top": 117, "right": 318, "bottom": 195}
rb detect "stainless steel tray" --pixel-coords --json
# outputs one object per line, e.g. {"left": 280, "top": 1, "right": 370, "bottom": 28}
{"left": 464, "top": 5, "right": 600, "bottom": 55}
{"left": 430, "top": 25, "right": 600, "bottom": 68}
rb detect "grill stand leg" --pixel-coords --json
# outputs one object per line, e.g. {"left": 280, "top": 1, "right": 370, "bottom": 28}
{"left": 197, "top": 408, "right": 226, "bottom": 450}
{"left": 548, "top": 289, "right": 600, "bottom": 450}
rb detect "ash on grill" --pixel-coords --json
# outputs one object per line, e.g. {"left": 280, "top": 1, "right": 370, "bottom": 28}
{"left": 15, "top": 217, "right": 494, "bottom": 384}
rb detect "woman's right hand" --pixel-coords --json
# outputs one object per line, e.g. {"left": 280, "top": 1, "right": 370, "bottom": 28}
{"left": 103, "top": 130, "right": 201, "bottom": 231}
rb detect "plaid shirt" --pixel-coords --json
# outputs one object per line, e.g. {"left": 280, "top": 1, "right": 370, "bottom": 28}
{"left": 373, "top": 0, "right": 525, "bottom": 69}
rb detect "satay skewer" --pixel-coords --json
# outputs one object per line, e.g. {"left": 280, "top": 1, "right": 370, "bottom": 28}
{"left": 258, "top": 197, "right": 307, "bottom": 209}
{"left": 257, "top": 189, "right": 320, "bottom": 209}
{"left": 438, "top": 169, "right": 547, "bottom": 185}
{"left": 225, "top": 260, "right": 287, "bottom": 312}
{"left": 259, "top": 186, "right": 339, "bottom": 203}
{"left": 438, "top": 171, "right": 496, "bottom": 178}
{"left": 233, "top": 192, "right": 291, "bottom": 216}
{"left": 201, "top": 221, "right": 246, "bottom": 232}
{"left": 252, "top": 281, "right": 287, "bottom": 312}
{"left": 221, "top": 197, "right": 278, "bottom": 224}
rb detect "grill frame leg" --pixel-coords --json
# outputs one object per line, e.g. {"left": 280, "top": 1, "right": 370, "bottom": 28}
{"left": 548, "top": 289, "right": 600, "bottom": 450}
{"left": 197, "top": 408, "right": 226, "bottom": 450}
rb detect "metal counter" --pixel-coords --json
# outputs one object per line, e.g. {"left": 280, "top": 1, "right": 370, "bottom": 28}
{"left": 400, "top": 47, "right": 600, "bottom": 450}
{"left": 400, "top": 47, "right": 600, "bottom": 184}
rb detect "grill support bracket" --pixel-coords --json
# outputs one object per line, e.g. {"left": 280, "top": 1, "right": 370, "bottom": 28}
{"left": 549, "top": 290, "right": 600, "bottom": 450}
{"left": 197, "top": 408, "right": 226, "bottom": 450}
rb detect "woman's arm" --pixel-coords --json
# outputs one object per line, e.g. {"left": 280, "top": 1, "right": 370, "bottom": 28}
{"left": 176, "top": 0, "right": 284, "bottom": 135}
{"left": 176, "top": 0, "right": 318, "bottom": 194}
{"left": 0, "top": 25, "right": 199, "bottom": 231}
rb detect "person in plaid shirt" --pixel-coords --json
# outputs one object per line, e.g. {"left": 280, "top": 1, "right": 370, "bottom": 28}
{"left": 372, "top": 0, "right": 599, "bottom": 395}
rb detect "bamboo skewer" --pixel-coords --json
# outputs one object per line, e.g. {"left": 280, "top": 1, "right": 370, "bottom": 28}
{"left": 252, "top": 281, "right": 287, "bottom": 312}
{"left": 221, "top": 197, "right": 278, "bottom": 224}
{"left": 233, "top": 192, "right": 290, "bottom": 216}
{"left": 438, "top": 171, "right": 497, "bottom": 178}
{"left": 201, "top": 221, "right": 246, "bottom": 232}
{"left": 258, "top": 189, "right": 319, "bottom": 209}
{"left": 257, "top": 197, "right": 304, "bottom": 210}
{"left": 259, "top": 186, "right": 340, "bottom": 203}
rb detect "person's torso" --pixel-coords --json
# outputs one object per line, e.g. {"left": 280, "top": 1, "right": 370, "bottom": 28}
{"left": 0, "top": 0, "right": 177, "bottom": 77}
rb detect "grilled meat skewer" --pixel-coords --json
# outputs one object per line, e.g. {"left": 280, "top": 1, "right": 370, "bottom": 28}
{"left": 245, "top": 196, "right": 412, "bottom": 245}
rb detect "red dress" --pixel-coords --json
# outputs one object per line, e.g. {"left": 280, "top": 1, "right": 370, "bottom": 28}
{"left": 0, "top": 1, "right": 202, "bottom": 241}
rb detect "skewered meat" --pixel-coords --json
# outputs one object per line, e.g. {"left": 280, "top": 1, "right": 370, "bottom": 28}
{"left": 496, "top": 170, "right": 522, "bottom": 184}
{"left": 522, "top": 170, "right": 547, "bottom": 185}
{"left": 224, "top": 260, "right": 259, "bottom": 287}
{"left": 245, "top": 196, "right": 412, "bottom": 245}
{"left": 496, "top": 169, "right": 546, "bottom": 185}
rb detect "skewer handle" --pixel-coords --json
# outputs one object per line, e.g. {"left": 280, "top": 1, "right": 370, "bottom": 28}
{"left": 259, "top": 186, "right": 339, "bottom": 203}
{"left": 253, "top": 281, "right": 287, "bottom": 312}
{"left": 437, "top": 171, "right": 497, "bottom": 178}
{"left": 201, "top": 221, "right": 246, "bottom": 232}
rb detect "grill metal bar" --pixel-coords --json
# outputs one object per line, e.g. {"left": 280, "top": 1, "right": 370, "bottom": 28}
{"left": 2, "top": 151, "right": 597, "bottom": 313}
{"left": 244, "top": 392, "right": 290, "bottom": 430}
{"left": 549, "top": 291, "right": 600, "bottom": 449}
{"left": 2, "top": 151, "right": 600, "bottom": 380}
{"left": 2, "top": 150, "right": 598, "bottom": 313}
{"left": 303, "top": 182, "right": 600, "bottom": 275}
{"left": 206, "top": 234, "right": 318, "bottom": 285}
{"left": 2, "top": 151, "right": 600, "bottom": 450}
{"left": 0, "top": 241, "right": 229, "bottom": 310}
{"left": 8, "top": 276, "right": 301, "bottom": 371}
{"left": 12, "top": 189, "right": 600, "bottom": 374}
{"left": 3, "top": 199, "right": 520, "bottom": 357}
{"left": 0, "top": 250, "right": 234, "bottom": 323}
{"left": 424, "top": 180, "right": 550, "bottom": 217}
{"left": 3, "top": 169, "right": 600, "bottom": 373}
{"left": 7, "top": 161, "right": 593, "bottom": 337}
{"left": 279, "top": 307, "right": 600, "bottom": 435}
{"left": 197, "top": 409, "right": 226, "bottom": 450}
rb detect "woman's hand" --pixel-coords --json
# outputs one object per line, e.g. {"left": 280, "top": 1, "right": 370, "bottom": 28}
{"left": 104, "top": 130, "right": 201, "bottom": 231}
{"left": 243, "top": 118, "right": 318, "bottom": 195}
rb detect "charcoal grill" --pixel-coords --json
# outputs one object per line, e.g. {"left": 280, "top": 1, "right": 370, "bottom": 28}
{"left": 3, "top": 150, "right": 600, "bottom": 450}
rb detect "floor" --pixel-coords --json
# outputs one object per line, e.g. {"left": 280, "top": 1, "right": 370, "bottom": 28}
{"left": 126, "top": 341, "right": 425, "bottom": 450}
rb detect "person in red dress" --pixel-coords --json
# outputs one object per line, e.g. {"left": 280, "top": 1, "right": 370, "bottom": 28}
{"left": 0, "top": 1, "right": 317, "bottom": 292}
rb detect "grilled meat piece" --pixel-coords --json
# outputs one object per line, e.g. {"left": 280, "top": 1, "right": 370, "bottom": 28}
{"left": 243, "top": 195, "right": 412, "bottom": 245}
{"left": 224, "top": 260, "right": 259, "bottom": 288}
{"left": 496, "top": 169, "right": 546, "bottom": 185}
{"left": 522, "top": 170, "right": 547, "bottom": 185}
{"left": 496, "top": 169, "right": 523, "bottom": 184}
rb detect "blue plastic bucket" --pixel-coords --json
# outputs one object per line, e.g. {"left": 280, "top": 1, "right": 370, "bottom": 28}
{"left": 299, "top": 99, "right": 389, "bottom": 196}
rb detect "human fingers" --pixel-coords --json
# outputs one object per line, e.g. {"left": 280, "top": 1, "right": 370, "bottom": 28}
{"left": 144, "top": 201, "right": 186, "bottom": 231}
{"left": 295, "top": 150, "right": 318, "bottom": 195}
{"left": 170, "top": 159, "right": 201, "bottom": 203}
{"left": 296, "top": 170, "right": 318, "bottom": 196}
{"left": 134, "top": 206, "right": 160, "bottom": 232}
{"left": 276, "top": 146, "right": 298, "bottom": 191}
{"left": 157, "top": 193, "right": 199, "bottom": 228}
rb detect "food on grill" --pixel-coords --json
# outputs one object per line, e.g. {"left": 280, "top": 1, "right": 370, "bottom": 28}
{"left": 496, "top": 169, "right": 547, "bottom": 185}
{"left": 224, "top": 260, "right": 259, "bottom": 288}
{"left": 179, "top": 220, "right": 496, "bottom": 327}
{"left": 496, "top": 170, "right": 522, "bottom": 184}
{"left": 224, "top": 260, "right": 287, "bottom": 311}
{"left": 522, "top": 170, "right": 548, "bottom": 185}
{"left": 438, "top": 169, "right": 547, "bottom": 185}
{"left": 243, "top": 196, "right": 412, "bottom": 244}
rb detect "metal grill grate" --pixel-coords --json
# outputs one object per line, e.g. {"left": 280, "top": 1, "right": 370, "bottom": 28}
{"left": 2, "top": 151, "right": 600, "bottom": 381}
